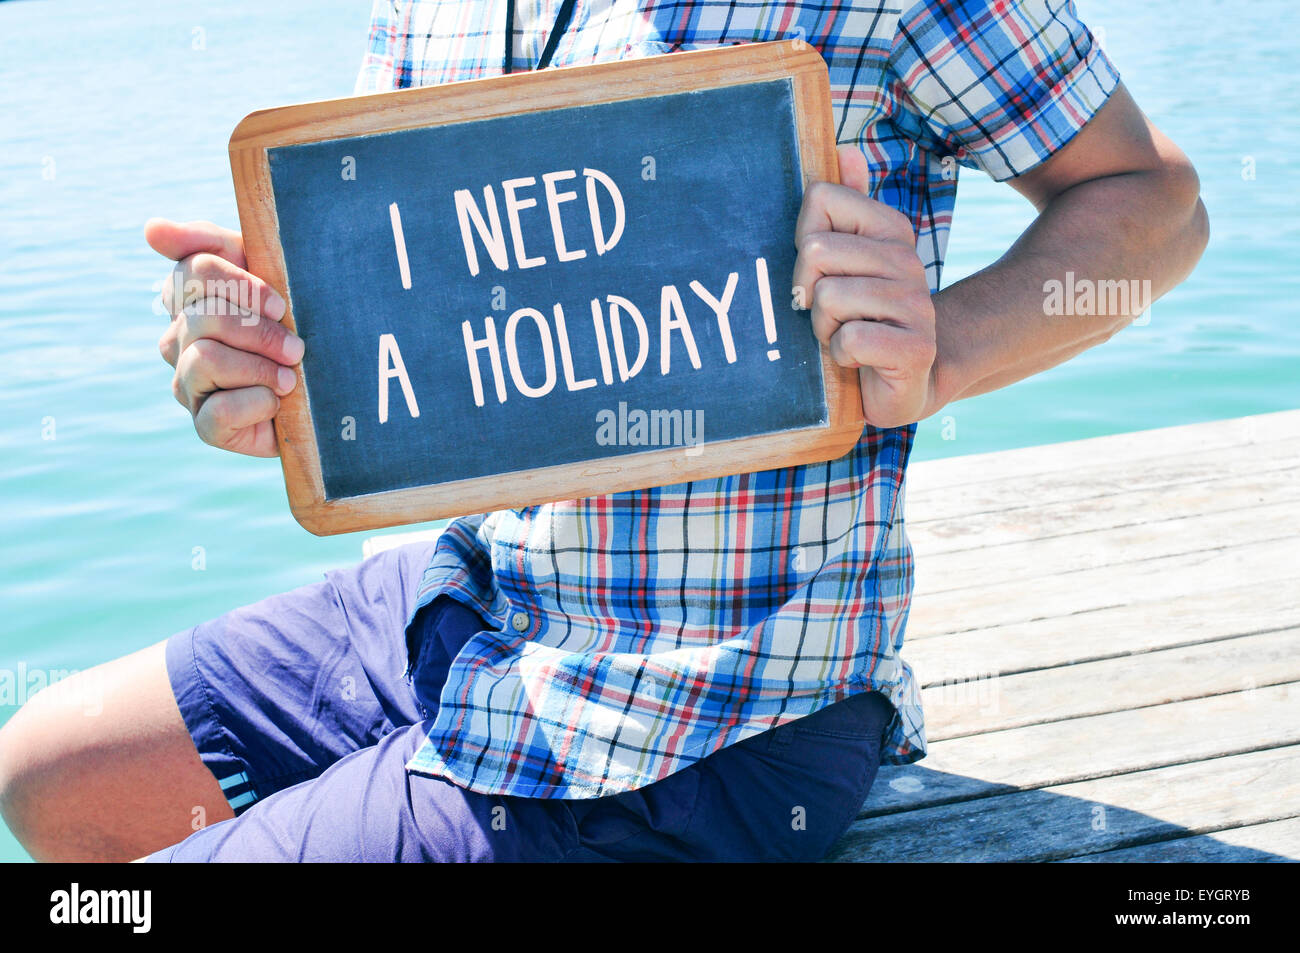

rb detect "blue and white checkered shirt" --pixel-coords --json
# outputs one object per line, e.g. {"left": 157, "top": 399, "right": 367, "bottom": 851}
{"left": 355, "top": 0, "right": 1120, "bottom": 798}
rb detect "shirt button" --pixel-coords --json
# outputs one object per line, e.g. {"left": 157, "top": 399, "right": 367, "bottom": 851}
{"left": 510, "top": 611, "right": 530, "bottom": 632}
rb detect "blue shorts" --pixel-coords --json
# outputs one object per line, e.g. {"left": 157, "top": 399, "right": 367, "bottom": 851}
{"left": 146, "top": 542, "right": 895, "bottom": 862}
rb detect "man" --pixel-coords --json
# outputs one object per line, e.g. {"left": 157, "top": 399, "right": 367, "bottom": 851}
{"left": 0, "top": 0, "right": 1207, "bottom": 861}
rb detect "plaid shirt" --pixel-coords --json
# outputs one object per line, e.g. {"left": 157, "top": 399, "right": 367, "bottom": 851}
{"left": 356, "top": 0, "right": 1119, "bottom": 798}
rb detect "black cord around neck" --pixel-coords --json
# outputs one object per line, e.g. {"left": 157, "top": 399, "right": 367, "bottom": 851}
{"left": 504, "top": 0, "right": 578, "bottom": 74}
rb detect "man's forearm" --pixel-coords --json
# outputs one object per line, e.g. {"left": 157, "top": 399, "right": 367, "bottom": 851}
{"left": 924, "top": 163, "right": 1210, "bottom": 414}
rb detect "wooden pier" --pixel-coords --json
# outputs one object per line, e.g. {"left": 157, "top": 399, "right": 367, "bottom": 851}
{"left": 828, "top": 409, "right": 1300, "bottom": 862}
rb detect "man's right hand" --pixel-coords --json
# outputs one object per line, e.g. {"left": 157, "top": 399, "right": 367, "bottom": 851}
{"left": 146, "top": 219, "right": 304, "bottom": 458}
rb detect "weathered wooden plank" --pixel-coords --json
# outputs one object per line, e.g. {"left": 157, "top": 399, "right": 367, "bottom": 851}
{"left": 903, "top": 579, "right": 1300, "bottom": 683}
{"left": 1058, "top": 816, "right": 1300, "bottom": 863}
{"left": 912, "top": 493, "right": 1300, "bottom": 596}
{"left": 907, "top": 410, "right": 1300, "bottom": 494}
{"left": 907, "top": 442, "right": 1298, "bottom": 525}
{"left": 907, "top": 465, "right": 1298, "bottom": 559}
{"left": 917, "top": 629, "right": 1300, "bottom": 740}
{"left": 829, "top": 744, "right": 1300, "bottom": 862}
{"left": 906, "top": 536, "right": 1300, "bottom": 637}
{"left": 863, "top": 683, "right": 1300, "bottom": 816}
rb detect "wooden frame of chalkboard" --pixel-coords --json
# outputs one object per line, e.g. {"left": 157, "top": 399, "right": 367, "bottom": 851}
{"left": 230, "top": 40, "right": 863, "bottom": 536}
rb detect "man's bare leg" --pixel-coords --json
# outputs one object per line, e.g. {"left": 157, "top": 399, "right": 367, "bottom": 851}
{"left": 0, "top": 640, "right": 234, "bottom": 862}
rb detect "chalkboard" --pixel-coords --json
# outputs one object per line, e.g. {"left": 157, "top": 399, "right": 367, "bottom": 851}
{"left": 230, "top": 41, "right": 863, "bottom": 535}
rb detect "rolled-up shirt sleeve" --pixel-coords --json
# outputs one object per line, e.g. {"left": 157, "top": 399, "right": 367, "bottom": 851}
{"left": 889, "top": 0, "right": 1122, "bottom": 181}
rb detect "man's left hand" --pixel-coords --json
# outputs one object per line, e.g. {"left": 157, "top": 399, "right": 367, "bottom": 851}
{"left": 792, "top": 145, "right": 938, "bottom": 429}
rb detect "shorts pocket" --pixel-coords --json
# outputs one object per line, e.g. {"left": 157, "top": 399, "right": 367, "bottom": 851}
{"left": 807, "top": 729, "right": 886, "bottom": 858}
{"left": 568, "top": 767, "right": 703, "bottom": 861}
{"left": 787, "top": 690, "right": 897, "bottom": 740}
{"left": 406, "top": 596, "right": 494, "bottom": 717}
{"left": 765, "top": 693, "right": 895, "bottom": 858}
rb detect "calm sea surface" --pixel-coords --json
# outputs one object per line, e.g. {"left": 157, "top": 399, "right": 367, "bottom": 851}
{"left": 1, "top": 0, "right": 1297, "bottom": 859}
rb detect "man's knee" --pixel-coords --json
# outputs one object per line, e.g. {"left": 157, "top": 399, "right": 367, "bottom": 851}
{"left": 0, "top": 642, "right": 222, "bottom": 861}
{"left": 0, "top": 673, "right": 98, "bottom": 856}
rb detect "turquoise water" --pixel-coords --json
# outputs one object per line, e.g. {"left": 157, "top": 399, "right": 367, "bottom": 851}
{"left": 0, "top": 1, "right": 1296, "bottom": 861}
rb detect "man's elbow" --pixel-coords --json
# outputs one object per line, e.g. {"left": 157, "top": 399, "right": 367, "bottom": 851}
{"left": 1157, "top": 156, "right": 1210, "bottom": 286}
{"left": 1095, "top": 156, "right": 1207, "bottom": 343}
